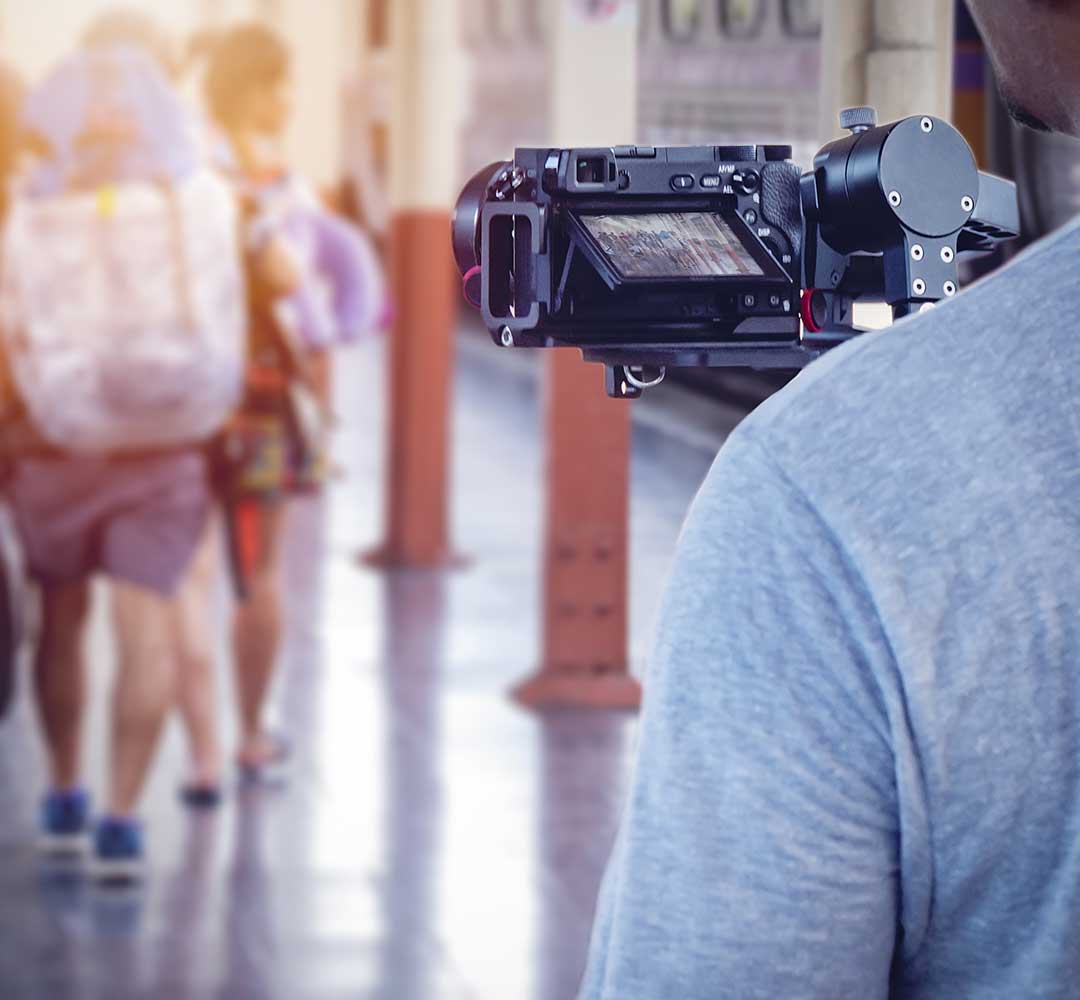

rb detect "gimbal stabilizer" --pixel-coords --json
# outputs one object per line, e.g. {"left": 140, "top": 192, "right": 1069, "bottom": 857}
{"left": 453, "top": 108, "right": 1020, "bottom": 397}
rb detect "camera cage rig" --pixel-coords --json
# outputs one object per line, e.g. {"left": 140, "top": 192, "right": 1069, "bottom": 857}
{"left": 452, "top": 107, "right": 1020, "bottom": 398}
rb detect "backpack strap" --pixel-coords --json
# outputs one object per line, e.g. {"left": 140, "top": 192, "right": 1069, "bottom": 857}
{"left": 164, "top": 182, "right": 198, "bottom": 335}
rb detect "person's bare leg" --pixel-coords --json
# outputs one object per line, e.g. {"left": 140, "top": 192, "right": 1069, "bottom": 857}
{"left": 106, "top": 582, "right": 177, "bottom": 818}
{"left": 34, "top": 580, "right": 92, "bottom": 790}
{"left": 172, "top": 522, "right": 223, "bottom": 787}
{"left": 233, "top": 501, "right": 288, "bottom": 764}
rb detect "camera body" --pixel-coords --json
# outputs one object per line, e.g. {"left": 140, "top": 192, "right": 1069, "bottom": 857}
{"left": 453, "top": 110, "right": 1021, "bottom": 397}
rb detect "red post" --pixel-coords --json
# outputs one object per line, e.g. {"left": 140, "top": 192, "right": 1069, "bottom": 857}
{"left": 512, "top": 351, "right": 641, "bottom": 710}
{"left": 513, "top": 1, "right": 641, "bottom": 710}
{"left": 363, "top": 0, "right": 464, "bottom": 570}
{"left": 366, "top": 213, "right": 458, "bottom": 568}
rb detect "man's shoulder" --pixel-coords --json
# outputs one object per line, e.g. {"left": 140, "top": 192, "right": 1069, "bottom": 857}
{"left": 735, "top": 217, "right": 1080, "bottom": 492}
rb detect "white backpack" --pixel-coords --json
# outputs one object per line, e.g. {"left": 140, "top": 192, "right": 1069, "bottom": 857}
{"left": 0, "top": 168, "right": 246, "bottom": 453}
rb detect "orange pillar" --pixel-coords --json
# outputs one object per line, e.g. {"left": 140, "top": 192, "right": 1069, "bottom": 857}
{"left": 365, "top": 0, "right": 465, "bottom": 569}
{"left": 513, "top": 0, "right": 641, "bottom": 711}
{"left": 375, "top": 213, "right": 458, "bottom": 567}
{"left": 513, "top": 351, "right": 640, "bottom": 709}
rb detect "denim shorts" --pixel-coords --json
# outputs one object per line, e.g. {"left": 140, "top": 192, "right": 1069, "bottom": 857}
{"left": 6, "top": 450, "right": 211, "bottom": 595}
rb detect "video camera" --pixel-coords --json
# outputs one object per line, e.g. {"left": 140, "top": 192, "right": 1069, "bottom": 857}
{"left": 452, "top": 108, "right": 1020, "bottom": 397}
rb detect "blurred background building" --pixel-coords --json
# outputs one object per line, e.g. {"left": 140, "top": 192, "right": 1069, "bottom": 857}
{"left": 0, "top": 2, "right": 1076, "bottom": 999}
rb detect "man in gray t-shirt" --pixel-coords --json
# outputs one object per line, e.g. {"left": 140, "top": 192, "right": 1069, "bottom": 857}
{"left": 580, "top": 3, "right": 1080, "bottom": 998}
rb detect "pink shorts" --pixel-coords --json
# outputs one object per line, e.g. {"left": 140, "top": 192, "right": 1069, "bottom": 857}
{"left": 7, "top": 451, "right": 211, "bottom": 596}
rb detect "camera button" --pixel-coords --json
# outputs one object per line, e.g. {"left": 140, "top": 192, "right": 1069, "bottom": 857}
{"left": 734, "top": 169, "right": 760, "bottom": 195}
{"left": 671, "top": 174, "right": 695, "bottom": 190}
{"left": 634, "top": 146, "right": 656, "bottom": 158}
{"left": 700, "top": 175, "right": 721, "bottom": 189}
{"left": 743, "top": 293, "right": 757, "bottom": 309}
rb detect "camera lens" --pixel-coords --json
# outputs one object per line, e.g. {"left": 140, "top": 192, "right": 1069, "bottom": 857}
{"left": 452, "top": 161, "right": 511, "bottom": 275}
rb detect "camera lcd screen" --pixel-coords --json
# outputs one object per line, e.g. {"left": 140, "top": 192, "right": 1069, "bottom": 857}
{"left": 579, "top": 212, "right": 765, "bottom": 280}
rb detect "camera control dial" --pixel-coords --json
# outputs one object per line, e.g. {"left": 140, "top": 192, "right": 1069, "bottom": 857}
{"left": 733, "top": 169, "right": 760, "bottom": 195}
{"left": 840, "top": 106, "right": 878, "bottom": 134}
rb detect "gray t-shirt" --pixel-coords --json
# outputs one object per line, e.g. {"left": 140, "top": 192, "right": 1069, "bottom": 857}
{"left": 580, "top": 215, "right": 1080, "bottom": 999}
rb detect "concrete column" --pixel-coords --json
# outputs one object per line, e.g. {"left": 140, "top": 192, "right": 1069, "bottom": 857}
{"left": 867, "top": 0, "right": 954, "bottom": 124}
{"left": 547, "top": 2, "right": 638, "bottom": 145}
{"left": 514, "top": 0, "right": 641, "bottom": 711}
{"left": 367, "top": 0, "right": 467, "bottom": 568}
{"left": 818, "top": 0, "right": 875, "bottom": 141}
{"left": 342, "top": 1, "right": 392, "bottom": 238}
{"left": 275, "top": 0, "right": 361, "bottom": 187}
{"left": 386, "top": 1, "right": 465, "bottom": 215}
{"left": 819, "top": 0, "right": 954, "bottom": 141}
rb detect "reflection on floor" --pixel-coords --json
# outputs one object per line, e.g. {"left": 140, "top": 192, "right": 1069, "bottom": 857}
{"left": 0, "top": 335, "right": 731, "bottom": 1000}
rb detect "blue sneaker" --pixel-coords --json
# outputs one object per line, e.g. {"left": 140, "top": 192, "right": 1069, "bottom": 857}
{"left": 91, "top": 817, "right": 144, "bottom": 884}
{"left": 38, "top": 788, "right": 91, "bottom": 856}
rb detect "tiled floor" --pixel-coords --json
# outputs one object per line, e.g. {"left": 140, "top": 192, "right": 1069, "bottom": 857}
{"left": 0, "top": 331, "right": 739, "bottom": 1000}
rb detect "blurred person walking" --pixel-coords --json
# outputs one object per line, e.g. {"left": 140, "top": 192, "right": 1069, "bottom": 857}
{"left": 83, "top": 10, "right": 231, "bottom": 813}
{"left": 182, "top": 22, "right": 384, "bottom": 792}
{"left": 1, "top": 11, "right": 246, "bottom": 881}
{"left": 0, "top": 62, "right": 24, "bottom": 727}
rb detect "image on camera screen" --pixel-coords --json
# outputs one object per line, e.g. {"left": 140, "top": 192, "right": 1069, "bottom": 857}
{"left": 580, "top": 212, "right": 764, "bottom": 279}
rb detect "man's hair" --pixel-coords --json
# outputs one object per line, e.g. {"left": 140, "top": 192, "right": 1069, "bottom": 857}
{"left": 202, "top": 23, "right": 290, "bottom": 131}
{"left": 81, "top": 7, "right": 178, "bottom": 77}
